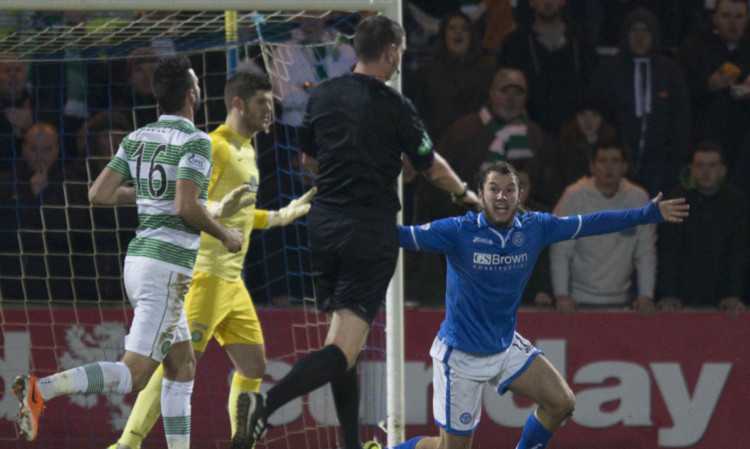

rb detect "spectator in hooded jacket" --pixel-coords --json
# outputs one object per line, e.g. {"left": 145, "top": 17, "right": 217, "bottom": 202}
{"left": 657, "top": 141, "right": 748, "bottom": 318}
{"left": 591, "top": 7, "right": 691, "bottom": 198}
{"left": 500, "top": 0, "right": 595, "bottom": 134}
{"left": 678, "top": 0, "right": 750, "bottom": 171}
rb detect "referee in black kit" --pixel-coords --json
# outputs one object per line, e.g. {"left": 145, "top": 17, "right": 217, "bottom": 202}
{"left": 233, "top": 15, "right": 480, "bottom": 449}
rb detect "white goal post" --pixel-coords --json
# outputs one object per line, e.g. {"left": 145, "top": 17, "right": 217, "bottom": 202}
{"left": 1, "top": 0, "right": 407, "bottom": 447}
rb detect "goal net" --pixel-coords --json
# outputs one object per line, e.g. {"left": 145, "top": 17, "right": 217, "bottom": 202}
{"left": 0, "top": 2, "right": 401, "bottom": 448}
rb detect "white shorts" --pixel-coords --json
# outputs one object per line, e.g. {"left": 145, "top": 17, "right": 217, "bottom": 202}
{"left": 123, "top": 260, "right": 192, "bottom": 362}
{"left": 430, "top": 333, "right": 541, "bottom": 435}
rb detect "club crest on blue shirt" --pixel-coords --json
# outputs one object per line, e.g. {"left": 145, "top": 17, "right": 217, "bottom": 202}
{"left": 420, "top": 223, "right": 431, "bottom": 230}
{"left": 512, "top": 232, "right": 525, "bottom": 247}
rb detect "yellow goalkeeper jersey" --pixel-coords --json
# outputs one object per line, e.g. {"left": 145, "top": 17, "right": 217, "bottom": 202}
{"left": 193, "top": 124, "right": 268, "bottom": 281}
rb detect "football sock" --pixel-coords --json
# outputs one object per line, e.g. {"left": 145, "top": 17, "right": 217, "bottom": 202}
{"left": 515, "top": 411, "right": 553, "bottom": 449}
{"left": 228, "top": 373, "right": 262, "bottom": 436}
{"left": 265, "top": 344, "right": 348, "bottom": 417}
{"left": 118, "top": 365, "right": 165, "bottom": 449}
{"left": 332, "top": 363, "right": 361, "bottom": 449}
{"left": 36, "top": 361, "right": 132, "bottom": 400}
{"left": 161, "top": 378, "right": 193, "bottom": 449}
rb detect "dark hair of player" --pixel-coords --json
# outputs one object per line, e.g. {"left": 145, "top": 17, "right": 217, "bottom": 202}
{"left": 224, "top": 70, "right": 273, "bottom": 112}
{"left": 476, "top": 161, "right": 520, "bottom": 192}
{"left": 151, "top": 55, "right": 194, "bottom": 115}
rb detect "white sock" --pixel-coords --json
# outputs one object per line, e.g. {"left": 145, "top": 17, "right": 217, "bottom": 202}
{"left": 36, "top": 361, "right": 132, "bottom": 400}
{"left": 161, "top": 378, "right": 193, "bottom": 449}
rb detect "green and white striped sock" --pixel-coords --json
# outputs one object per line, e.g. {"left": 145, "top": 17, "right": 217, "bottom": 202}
{"left": 162, "top": 378, "right": 193, "bottom": 449}
{"left": 37, "top": 361, "right": 132, "bottom": 400}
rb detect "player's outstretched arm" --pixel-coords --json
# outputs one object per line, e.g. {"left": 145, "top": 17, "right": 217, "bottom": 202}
{"left": 267, "top": 187, "right": 317, "bottom": 227}
{"left": 652, "top": 193, "right": 690, "bottom": 223}
{"left": 422, "top": 152, "right": 481, "bottom": 210}
{"left": 208, "top": 184, "right": 256, "bottom": 218}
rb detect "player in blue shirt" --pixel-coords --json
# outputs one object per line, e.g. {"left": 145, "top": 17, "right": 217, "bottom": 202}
{"left": 392, "top": 161, "right": 688, "bottom": 449}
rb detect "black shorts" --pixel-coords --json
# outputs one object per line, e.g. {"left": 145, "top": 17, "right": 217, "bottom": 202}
{"left": 307, "top": 206, "right": 398, "bottom": 324}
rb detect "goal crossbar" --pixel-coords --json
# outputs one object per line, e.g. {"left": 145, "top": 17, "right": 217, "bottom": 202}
{"left": 1, "top": 1, "right": 398, "bottom": 13}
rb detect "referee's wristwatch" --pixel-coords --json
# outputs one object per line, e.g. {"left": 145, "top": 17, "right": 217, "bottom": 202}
{"left": 450, "top": 182, "right": 469, "bottom": 204}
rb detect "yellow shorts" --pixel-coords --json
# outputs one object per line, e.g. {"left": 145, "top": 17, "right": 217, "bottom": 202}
{"left": 184, "top": 271, "right": 264, "bottom": 352}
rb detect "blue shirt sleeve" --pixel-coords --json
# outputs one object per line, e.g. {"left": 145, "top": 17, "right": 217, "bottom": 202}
{"left": 399, "top": 217, "right": 461, "bottom": 253}
{"left": 540, "top": 201, "right": 664, "bottom": 245}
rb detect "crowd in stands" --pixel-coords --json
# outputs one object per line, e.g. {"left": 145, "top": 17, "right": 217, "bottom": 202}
{"left": 0, "top": 10, "right": 226, "bottom": 302}
{"left": 402, "top": 0, "right": 749, "bottom": 314}
{"left": 0, "top": 2, "right": 747, "bottom": 316}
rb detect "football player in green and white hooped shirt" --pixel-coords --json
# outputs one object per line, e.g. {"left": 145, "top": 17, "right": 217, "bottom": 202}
{"left": 12, "top": 56, "right": 244, "bottom": 449}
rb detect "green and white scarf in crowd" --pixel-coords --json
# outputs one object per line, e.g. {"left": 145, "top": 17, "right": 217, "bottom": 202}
{"left": 479, "top": 106, "right": 532, "bottom": 170}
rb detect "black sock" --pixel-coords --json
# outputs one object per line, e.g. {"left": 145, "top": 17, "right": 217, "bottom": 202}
{"left": 332, "top": 364, "right": 361, "bottom": 449}
{"left": 265, "top": 344, "right": 348, "bottom": 417}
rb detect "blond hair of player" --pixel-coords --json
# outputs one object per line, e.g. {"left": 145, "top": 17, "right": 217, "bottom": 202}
{"left": 110, "top": 70, "right": 316, "bottom": 449}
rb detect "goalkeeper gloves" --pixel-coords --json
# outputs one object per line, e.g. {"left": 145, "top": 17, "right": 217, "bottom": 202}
{"left": 267, "top": 187, "right": 317, "bottom": 227}
{"left": 208, "top": 184, "right": 256, "bottom": 218}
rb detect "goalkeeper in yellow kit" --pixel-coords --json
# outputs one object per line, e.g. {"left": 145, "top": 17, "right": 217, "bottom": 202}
{"left": 109, "top": 70, "right": 316, "bottom": 449}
